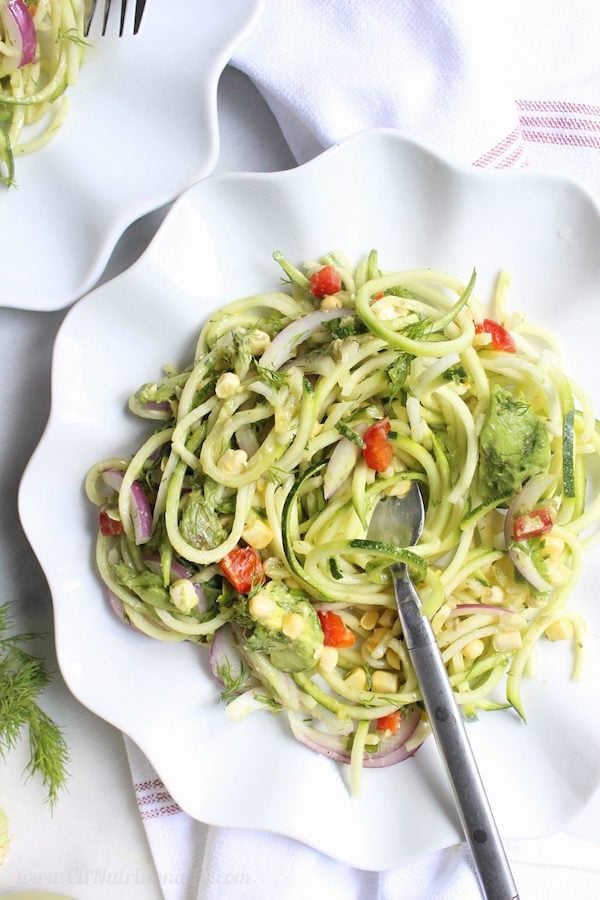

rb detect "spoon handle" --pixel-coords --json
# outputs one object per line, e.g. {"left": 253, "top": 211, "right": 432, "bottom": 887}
{"left": 391, "top": 568, "right": 520, "bottom": 900}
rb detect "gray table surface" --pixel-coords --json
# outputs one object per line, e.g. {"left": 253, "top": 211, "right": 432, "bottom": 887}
{"left": 0, "top": 66, "right": 294, "bottom": 899}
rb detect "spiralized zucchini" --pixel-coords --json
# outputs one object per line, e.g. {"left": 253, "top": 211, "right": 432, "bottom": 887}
{"left": 0, "top": 0, "right": 86, "bottom": 186}
{"left": 86, "top": 249, "right": 600, "bottom": 787}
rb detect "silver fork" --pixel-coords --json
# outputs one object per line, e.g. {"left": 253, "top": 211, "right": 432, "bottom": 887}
{"left": 85, "top": 0, "right": 147, "bottom": 36}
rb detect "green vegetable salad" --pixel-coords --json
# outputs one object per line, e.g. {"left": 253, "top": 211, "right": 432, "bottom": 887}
{"left": 86, "top": 250, "right": 600, "bottom": 794}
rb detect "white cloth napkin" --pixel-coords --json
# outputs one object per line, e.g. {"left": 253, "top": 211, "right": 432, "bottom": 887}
{"left": 126, "top": 2, "right": 600, "bottom": 897}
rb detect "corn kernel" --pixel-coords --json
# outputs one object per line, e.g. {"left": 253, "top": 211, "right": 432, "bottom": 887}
{"left": 242, "top": 518, "right": 274, "bottom": 550}
{"left": 249, "top": 591, "right": 276, "bottom": 620}
{"left": 463, "top": 639, "right": 485, "bottom": 661}
{"left": 500, "top": 612, "right": 528, "bottom": 631}
{"left": 542, "top": 534, "right": 564, "bottom": 559}
{"left": 282, "top": 612, "right": 305, "bottom": 640}
{"left": 320, "top": 294, "right": 343, "bottom": 310}
{"left": 385, "top": 647, "right": 402, "bottom": 670}
{"left": 217, "top": 448, "right": 248, "bottom": 474}
{"left": 169, "top": 579, "right": 199, "bottom": 613}
{"left": 548, "top": 562, "right": 572, "bottom": 586}
{"left": 371, "top": 670, "right": 398, "bottom": 693}
{"left": 385, "top": 479, "right": 412, "bottom": 498}
{"left": 483, "top": 585, "right": 504, "bottom": 605}
{"left": 492, "top": 631, "right": 523, "bottom": 652}
{"left": 248, "top": 329, "right": 271, "bottom": 355}
{"left": 344, "top": 667, "right": 367, "bottom": 691}
{"left": 215, "top": 371, "right": 240, "bottom": 399}
{"left": 545, "top": 618, "right": 574, "bottom": 642}
{"left": 364, "top": 626, "right": 389, "bottom": 659}
{"left": 378, "top": 609, "right": 396, "bottom": 627}
{"left": 319, "top": 646, "right": 339, "bottom": 673}
{"left": 360, "top": 610, "right": 379, "bottom": 631}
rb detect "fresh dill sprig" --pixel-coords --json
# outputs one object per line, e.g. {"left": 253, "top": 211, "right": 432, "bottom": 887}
{"left": 58, "top": 27, "right": 91, "bottom": 49}
{"left": 254, "top": 364, "right": 289, "bottom": 389}
{"left": 0, "top": 603, "right": 69, "bottom": 807}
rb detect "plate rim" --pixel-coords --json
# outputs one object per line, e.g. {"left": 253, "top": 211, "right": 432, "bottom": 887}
{"left": 18, "top": 127, "right": 600, "bottom": 869}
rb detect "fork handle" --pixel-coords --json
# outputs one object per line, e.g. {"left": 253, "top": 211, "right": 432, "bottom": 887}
{"left": 392, "top": 569, "right": 520, "bottom": 900}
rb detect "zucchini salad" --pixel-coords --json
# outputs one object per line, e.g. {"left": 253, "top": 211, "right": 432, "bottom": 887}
{"left": 0, "top": 0, "right": 86, "bottom": 186}
{"left": 86, "top": 250, "right": 600, "bottom": 793}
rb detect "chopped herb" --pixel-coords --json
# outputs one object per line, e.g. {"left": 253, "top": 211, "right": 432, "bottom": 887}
{"left": 442, "top": 364, "right": 470, "bottom": 384}
{"left": 402, "top": 317, "right": 432, "bottom": 341}
{"left": 255, "top": 694, "right": 283, "bottom": 713}
{"left": 218, "top": 659, "right": 251, "bottom": 703}
{"left": 329, "top": 316, "right": 367, "bottom": 339}
{"left": 254, "top": 364, "right": 289, "bottom": 389}
{"left": 387, "top": 353, "right": 413, "bottom": 399}
{"left": 336, "top": 421, "right": 365, "bottom": 448}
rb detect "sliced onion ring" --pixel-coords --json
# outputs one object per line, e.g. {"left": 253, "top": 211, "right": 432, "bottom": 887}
{"left": 503, "top": 473, "right": 556, "bottom": 546}
{"left": 289, "top": 706, "right": 421, "bottom": 768}
{"left": 130, "top": 481, "right": 152, "bottom": 544}
{"left": 508, "top": 545, "right": 553, "bottom": 593}
{"left": 503, "top": 473, "right": 556, "bottom": 591}
{"left": 0, "top": 0, "right": 36, "bottom": 70}
{"left": 258, "top": 308, "right": 348, "bottom": 371}
{"left": 210, "top": 624, "right": 246, "bottom": 690}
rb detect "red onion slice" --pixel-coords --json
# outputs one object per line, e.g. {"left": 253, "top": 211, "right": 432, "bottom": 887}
{"left": 102, "top": 469, "right": 153, "bottom": 545}
{"left": 258, "top": 309, "right": 348, "bottom": 371}
{"left": 130, "top": 481, "right": 152, "bottom": 544}
{"left": 0, "top": 0, "right": 36, "bottom": 70}
{"left": 107, "top": 590, "right": 127, "bottom": 623}
{"left": 143, "top": 554, "right": 191, "bottom": 582}
{"left": 101, "top": 468, "right": 125, "bottom": 492}
{"left": 289, "top": 706, "right": 421, "bottom": 768}
{"left": 210, "top": 624, "right": 246, "bottom": 691}
{"left": 106, "top": 590, "right": 144, "bottom": 635}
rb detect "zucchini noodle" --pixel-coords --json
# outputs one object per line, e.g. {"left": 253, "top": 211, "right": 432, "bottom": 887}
{"left": 0, "top": 0, "right": 86, "bottom": 186}
{"left": 86, "top": 250, "right": 600, "bottom": 791}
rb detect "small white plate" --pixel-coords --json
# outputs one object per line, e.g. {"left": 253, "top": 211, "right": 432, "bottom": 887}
{"left": 19, "top": 130, "right": 600, "bottom": 869}
{"left": 1, "top": 0, "right": 264, "bottom": 311}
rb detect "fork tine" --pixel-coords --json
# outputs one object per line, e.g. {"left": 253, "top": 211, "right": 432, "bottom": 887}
{"left": 84, "top": 0, "right": 97, "bottom": 36}
{"left": 101, "top": 0, "right": 111, "bottom": 35}
{"left": 119, "top": 0, "right": 128, "bottom": 36}
{"left": 86, "top": 0, "right": 145, "bottom": 35}
{"left": 133, "top": 0, "right": 147, "bottom": 35}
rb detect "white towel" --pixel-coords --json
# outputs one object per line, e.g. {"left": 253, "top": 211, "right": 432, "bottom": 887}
{"left": 126, "top": 2, "right": 600, "bottom": 897}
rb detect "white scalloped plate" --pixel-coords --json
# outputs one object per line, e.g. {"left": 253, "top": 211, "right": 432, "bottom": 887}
{"left": 0, "top": 0, "right": 264, "bottom": 311}
{"left": 19, "top": 130, "right": 600, "bottom": 870}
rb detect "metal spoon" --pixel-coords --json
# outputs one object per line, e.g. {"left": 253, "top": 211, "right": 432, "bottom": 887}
{"left": 368, "top": 483, "right": 519, "bottom": 900}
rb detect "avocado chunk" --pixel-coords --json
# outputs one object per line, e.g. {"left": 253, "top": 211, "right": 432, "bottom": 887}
{"left": 244, "top": 581, "right": 324, "bottom": 673}
{"left": 179, "top": 490, "right": 226, "bottom": 550}
{"left": 478, "top": 385, "right": 550, "bottom": 499}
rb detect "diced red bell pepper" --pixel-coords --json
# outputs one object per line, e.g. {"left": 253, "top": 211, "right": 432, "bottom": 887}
{"left": 376, "top": 711, "right": 402, "bottom": 734}
{"left": 475, "top": 318, "right": 516, "bottom": 352}
{"left": 219, "top": 546, "right": 265, "bottom": 593}
{"left": 363, "top": 417, "right": 393, "bottom": 472}
{"left": 317, "top": 610, "right": 356, "bottom": 648}
{"left": 309, "top": 265, "right": 342, "bottom": 298}
{"left": 512, "top": 507, "right": 554, "bottom": 541}
{"left": 99, "top": 508, "right": 123, "bottom": 536}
